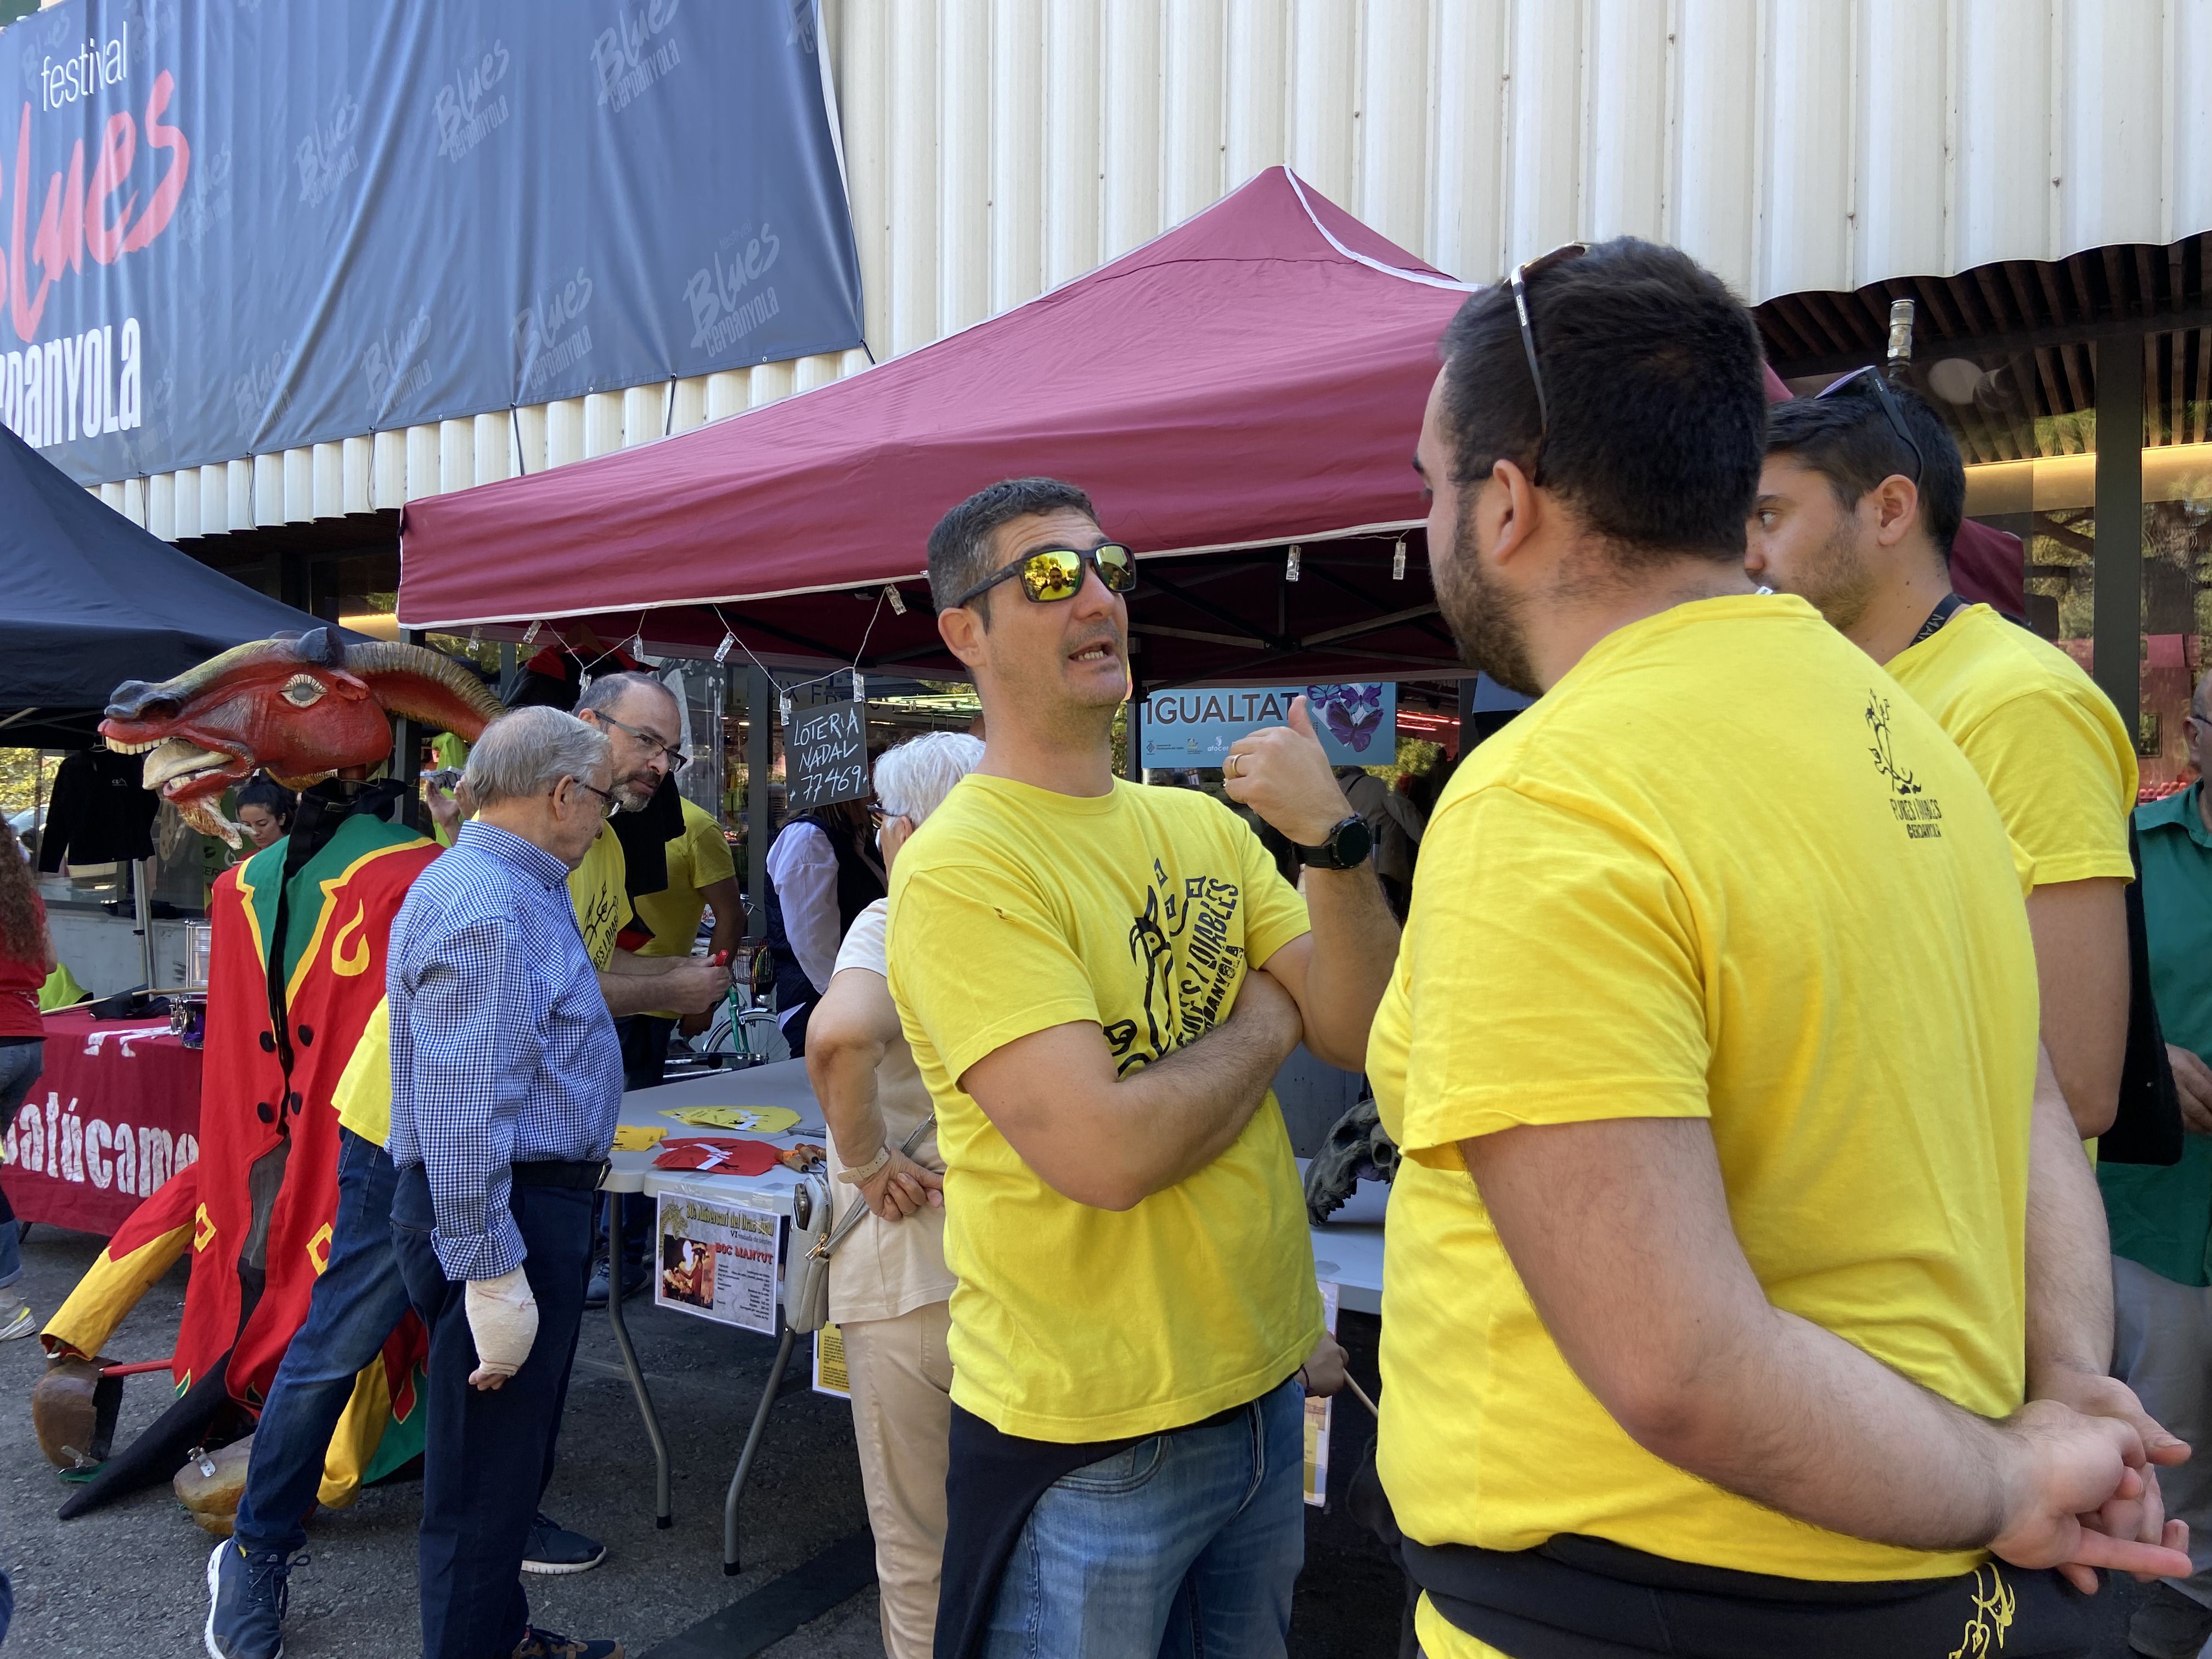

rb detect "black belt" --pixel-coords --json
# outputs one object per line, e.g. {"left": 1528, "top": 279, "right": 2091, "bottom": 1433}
{"left": 510, "top": 1159, "right": 608, "bottom": 1190}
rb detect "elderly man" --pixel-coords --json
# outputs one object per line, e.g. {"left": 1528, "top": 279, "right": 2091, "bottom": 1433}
{"left": 387, "top": 707, "right": 628, "bottom": 1659}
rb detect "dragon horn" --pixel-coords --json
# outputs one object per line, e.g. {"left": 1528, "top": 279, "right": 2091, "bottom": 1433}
{"left": 340, "top": 641, "right": 506, "bottom": 742}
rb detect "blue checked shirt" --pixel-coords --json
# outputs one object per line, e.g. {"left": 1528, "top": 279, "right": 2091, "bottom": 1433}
{"left": 387, "top": 821, "right": 622, "bottom": 1279}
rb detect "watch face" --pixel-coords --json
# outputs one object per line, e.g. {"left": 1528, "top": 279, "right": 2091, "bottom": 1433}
{"left": 1331, "top": 815, "right": 1373, "bottom": 866}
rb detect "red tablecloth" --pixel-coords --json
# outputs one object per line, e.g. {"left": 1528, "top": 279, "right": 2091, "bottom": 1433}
{"left": 1, "top": 1009, "right": 204, "bottom": 1235}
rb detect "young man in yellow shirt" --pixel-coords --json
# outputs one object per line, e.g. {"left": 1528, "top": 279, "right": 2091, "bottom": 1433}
{"left": 887, "top": 477, "right": 1396, "bottom": 1659}
{"left": 1376, "top": 236, "right": 2188, "bottom": 1659}
{"left": 1748, "top": 380, "right": 2137, "bottom": 1139}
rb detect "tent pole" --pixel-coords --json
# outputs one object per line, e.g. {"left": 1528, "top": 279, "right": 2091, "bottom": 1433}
{"left": 133, "top": 856, "right": 154, "bottom": 989}
{"left": 746, "top": 667, "right": 771, "bottom": 941}
{"left": 1124, "top": 681, "right": 1144, "bottom": 782}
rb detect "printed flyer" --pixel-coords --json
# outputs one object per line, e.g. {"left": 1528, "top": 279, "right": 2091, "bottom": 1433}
{"left": 654, "top": 1188, "right": 782, "bottom": 1335}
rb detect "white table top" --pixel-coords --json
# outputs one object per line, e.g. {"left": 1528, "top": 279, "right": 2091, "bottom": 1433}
{"left": 606, "top": 1058, "right": 827, "bottom": 1213}
{"left": 610, "top": 1063, "right": 1391, "bottom": 1311}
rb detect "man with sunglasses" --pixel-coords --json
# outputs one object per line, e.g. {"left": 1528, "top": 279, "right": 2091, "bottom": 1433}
{"left": 1749, "top": 379, "right": 2138, "bottom": 1143}
{"left": 886, "top": 477, "right": 1398, "bottom": 1658}
{"left": 1375, "top": 237, "right": 2186, "bottom": 1659}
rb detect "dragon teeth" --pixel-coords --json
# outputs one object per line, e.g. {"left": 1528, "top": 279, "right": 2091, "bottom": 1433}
{"left": 104, "top": 737, "right": 158, "bottom": 754}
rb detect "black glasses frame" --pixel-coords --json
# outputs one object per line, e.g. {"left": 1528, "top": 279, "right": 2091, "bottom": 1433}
{"left": 594, "top": 711, "right": 688, "bottom": 772}
{"left": 1507, "top": 242, "right": 1591, "bottom": 475}
{"left": 953, "top": 543, "right": 1138, "bottom": 609}
{"left": 1815, "top": 365, "right": 1926, "bottom": 486}
{"left": 572, "top": 778, "right": 623, "bottom": 819}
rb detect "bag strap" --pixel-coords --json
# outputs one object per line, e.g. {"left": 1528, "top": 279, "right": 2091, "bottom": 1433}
{"left": 808, "top": 1113, "right": 935, "bottom": 1265}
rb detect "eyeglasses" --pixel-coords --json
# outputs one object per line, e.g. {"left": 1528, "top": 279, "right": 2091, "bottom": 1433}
{"left": 1815, "top": 365, "right": 1925, "bottom": 485}
{"left": 953, "top": 543, "right": 1138, "bottom": 608}
{"left": 1508, "top": 242, "right": 1590, "bottom": 474}
{"left": 571, "top": 778, "right": 623, "bottom": 819}
{"left": 595, "top": 712, "right": 688, "bottom": 772}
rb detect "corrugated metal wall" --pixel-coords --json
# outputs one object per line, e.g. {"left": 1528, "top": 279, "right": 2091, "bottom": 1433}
{"left": 108, "top": 0, "right": 2212, "bottom": 541}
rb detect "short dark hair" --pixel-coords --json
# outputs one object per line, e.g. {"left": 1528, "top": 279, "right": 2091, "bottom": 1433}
{"left": 1438, "top": 238, "right": 1767, "bottom": 566}
{"left": 927, "top": 478, "right": 1098, "bottom": 615}
{"left": 1765, "top": 381, "right": 1966, "bottom": 563}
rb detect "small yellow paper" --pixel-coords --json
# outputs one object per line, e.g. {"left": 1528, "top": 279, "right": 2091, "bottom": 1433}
{"left": 612, "top": 1125, "right": 668, "bottom": 1152}
{"left": 657, "top": 1105, "right": 803, "bottom": 1135}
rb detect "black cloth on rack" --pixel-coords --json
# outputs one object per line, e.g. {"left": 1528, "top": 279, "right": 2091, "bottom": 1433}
{"left": 37, "top": 748, "right": 159, "bottom": 871}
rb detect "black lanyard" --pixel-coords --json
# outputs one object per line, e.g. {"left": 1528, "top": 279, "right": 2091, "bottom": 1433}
{"left": 1908, "top": 591, "right": 1965, "bottom": 648}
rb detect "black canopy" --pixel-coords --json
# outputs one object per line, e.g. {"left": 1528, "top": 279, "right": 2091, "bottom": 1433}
{"left": 1, "top": 421, "right": 336, "bottom": 746}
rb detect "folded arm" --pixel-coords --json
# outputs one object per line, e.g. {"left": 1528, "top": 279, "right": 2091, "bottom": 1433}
{"left": 1461, "top": 1113, "right": 2187, "bottom": 1579}
{"left": 960, "top": 968, "right": 1304, "bottom": 1212}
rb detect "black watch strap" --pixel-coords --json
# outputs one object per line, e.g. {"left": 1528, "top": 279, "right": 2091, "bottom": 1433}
{"left": 1296, "top": 812, "right": 1373, "bottom": 870}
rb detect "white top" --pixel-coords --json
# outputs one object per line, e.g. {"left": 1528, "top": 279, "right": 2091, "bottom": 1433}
{"left": 765, "top": 820, "right": 842, "bottom": 1023}
{"left": 822, "top": 899, "right": 956, "bottom": 1324}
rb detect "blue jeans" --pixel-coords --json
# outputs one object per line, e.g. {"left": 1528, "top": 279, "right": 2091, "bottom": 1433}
{"left": 231, "top": 1129, "right": 409, "bottom": 1556}
{"left": 0, "top": 1040, "right": 45, "bottom": 1293}
{"left": 984, "top": 1378, "right": 1306, "bottom": 1659}
{"left": 392, "top": 1161, "right": 595, "bottom": 1659}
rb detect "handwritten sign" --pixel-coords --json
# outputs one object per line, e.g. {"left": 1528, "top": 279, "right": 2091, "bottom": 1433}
{"left": 786, "top": 699, "right": 870, "bottom": 812}
{"left": 1140, "top": 682, "right": 1396, "bottom": 770}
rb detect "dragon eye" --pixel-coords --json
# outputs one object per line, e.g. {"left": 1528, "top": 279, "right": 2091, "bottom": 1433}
{"left": 281, "top": 674, "right": 326, "bottom": 707}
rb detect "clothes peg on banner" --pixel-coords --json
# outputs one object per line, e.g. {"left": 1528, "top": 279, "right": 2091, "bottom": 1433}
{"left": 714, "top": 630, "right": 737, "bottom": 665}
{"left": 852, "top": 670, "right": 866, "bottom": 704}
{"left": 780, "top": 692, "right": 794, "bottom": 725}
{"left": 1285, "top": 545, "right": 1302, "bottom": 583}
{"left": 883, "top": 585, "right": 906, "bottom": 616}
{"left": 468, "top": 626, "right": 482, "bottom": 646}
{"left": 522, "top": 619, "right": 543, "bottom": 646}
{"left": 1391, "top": 538, "right": 1408, "bottom": 581}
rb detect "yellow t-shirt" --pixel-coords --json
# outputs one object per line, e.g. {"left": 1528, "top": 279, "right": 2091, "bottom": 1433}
{"left": 887, "top": 773, "right": 1322, "bottom": 1442}
{"left": 1370, "top": 595, "right": 2039, "bottom": 1658}
{"left": 631, "top": 797, "right": 737, "bottom": 1020}
{"left": 332, "top": 823, "right": 630, "bottom": 1147}
{"left": 1887, "top": 602, "right": 2137, "bottom": 885}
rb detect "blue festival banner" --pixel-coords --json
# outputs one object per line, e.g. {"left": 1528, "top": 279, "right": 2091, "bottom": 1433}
{"left": 1141, "top": 682, "right": 1398, "bottom": 771}
{"left": 0, "top": 0, "right": 862, "bottom": 483}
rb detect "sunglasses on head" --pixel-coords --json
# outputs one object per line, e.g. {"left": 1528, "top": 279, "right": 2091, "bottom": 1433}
{"left": 1508, "top": 241, "right": 1592, "bottom": 479}
{"left": 954, "top": 543, "right": 1138, "bottom": 608}
{"left": 1815, "top": 365, "right": 1925, "bottom": 485}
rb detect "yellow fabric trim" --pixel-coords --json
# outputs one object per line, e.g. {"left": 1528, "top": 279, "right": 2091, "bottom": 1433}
{"left": 234, "top": 864, "right": 266, "bottom": 989}
{"left": 283, "top": 838, "right": 433, "bottom": 1007}
{"left": 39, "top": 1222, "right": 194, "bottom": 1361}
{"left": 316, "top": 1355, "right": 393, "bottom": 1510}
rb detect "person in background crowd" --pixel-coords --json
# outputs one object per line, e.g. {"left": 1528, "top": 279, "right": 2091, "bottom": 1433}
{"left": 2099, "top": 672, "right": 2212, "bottom": 1659}
{"left": 233, "top": 776, "right": 297, "bottom": 853}
{"left": 764, "top": 794, "right": 885, "bottom": 1057}
{"left": 387, "top": 708, "right": 629, "bottom": 1659}
{"left": 0, "top": 815, "right": 54, "bottom": 1341}
{"left": 1376, "top": 238, "right": 2186, "bottom": 1659}
{"left": 586, "top": 782, "right": 741, "bottom": 1309}
{"left": 1750, "top": 383, "right": 2137, "bottom": 1139}
{"left": 890, "top": 477, "right": 1392, "bottom": 1659}
{"left": 1336, "top": 765, "right": 1425, "bottom": 918}
{"left": 806, "top": 730, "right": 984, "bottom": 1658}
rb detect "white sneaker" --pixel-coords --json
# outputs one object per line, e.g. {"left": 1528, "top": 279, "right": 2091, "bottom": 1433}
{"left": 0, "top": 1303, "right": 33, "bottom": 1340}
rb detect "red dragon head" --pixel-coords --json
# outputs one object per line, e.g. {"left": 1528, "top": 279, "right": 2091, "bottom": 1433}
{"left": 99, "top": 628, "right": 505, "bottom": 844}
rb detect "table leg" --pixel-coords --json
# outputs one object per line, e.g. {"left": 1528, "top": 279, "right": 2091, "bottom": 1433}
{"left": 724, "top": 1324, "right": 797, "bottom": 1575}
{"left": 607, "top": 1191, "right": 673, "bottom": 1528}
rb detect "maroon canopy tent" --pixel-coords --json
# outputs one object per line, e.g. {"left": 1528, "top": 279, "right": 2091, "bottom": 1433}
{"left": 398, "top": 169, "right": 1477, "bottom": 684}
{"left": 398, "top": 166, "right": 2024, "bottom": 681}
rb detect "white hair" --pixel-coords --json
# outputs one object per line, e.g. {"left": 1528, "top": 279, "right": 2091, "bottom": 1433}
{"left": 874, "top": 731, "right": 985, "bottom": 824}
{"left": 464, "top": 706, "right": 611, "bottom": 809}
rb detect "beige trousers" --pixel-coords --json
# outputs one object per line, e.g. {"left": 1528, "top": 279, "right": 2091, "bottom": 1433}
{"left": 840, "top": 1299, "right": 954, "bottom": 1659}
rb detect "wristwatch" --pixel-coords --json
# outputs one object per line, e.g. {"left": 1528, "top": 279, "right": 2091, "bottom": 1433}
{"left": 1295, "top": 813, "right": 1373, "bottom": 871}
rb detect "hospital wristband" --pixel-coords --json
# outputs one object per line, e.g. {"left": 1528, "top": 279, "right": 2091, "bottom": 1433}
{"left": 835, "top": 1145, "right": 893, "bottom": 1185}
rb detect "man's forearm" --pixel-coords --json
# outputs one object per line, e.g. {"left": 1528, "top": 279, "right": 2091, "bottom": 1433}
{"left": 1296, "top": 866, "right": 1400, "bottom": 1068}
{"left": 2024, "top": 1047, "right": 2117, "bottom": 1391}
{"left": 597, "top": 951, "right": 680, "bottom": 1018}
{"left": 2026, "top": 879, "right": 2130, "bottom": 1138}
{"left": 1088, "top": 988, "right": 1294, "bottom": 1205}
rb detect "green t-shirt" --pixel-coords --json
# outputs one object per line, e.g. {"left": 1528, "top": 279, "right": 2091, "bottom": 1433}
{"left": 2098, "top": 781, "right": 2212, "bottom": 1285}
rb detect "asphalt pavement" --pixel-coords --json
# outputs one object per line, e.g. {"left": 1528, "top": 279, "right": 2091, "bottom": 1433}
{"left": 0, "top": 1221, "right": 1412, "bottom": 1658}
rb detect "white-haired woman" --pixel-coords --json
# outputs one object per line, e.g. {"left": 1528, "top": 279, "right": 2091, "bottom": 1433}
{"left": 805, "top": 730, "right": 983, "bottom": 1659}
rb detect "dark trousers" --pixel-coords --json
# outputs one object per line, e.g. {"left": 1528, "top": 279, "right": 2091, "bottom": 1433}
{"left": 391, "top": 1163, "right": 594, "bottom": 1659}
